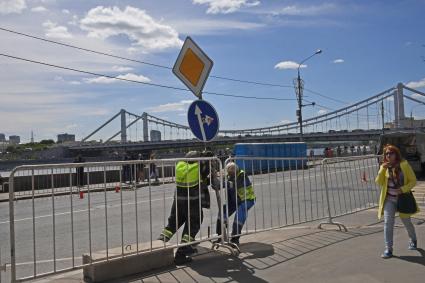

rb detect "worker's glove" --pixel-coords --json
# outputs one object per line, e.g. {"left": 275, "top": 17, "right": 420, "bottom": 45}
{"left": 211, "top": 176, "right": 221, "bottom": 191}
{"left": 227, "top": 181, "right": 234, "bottom": 189}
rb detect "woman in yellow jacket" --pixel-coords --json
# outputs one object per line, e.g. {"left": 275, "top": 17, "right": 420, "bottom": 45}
{"left": 375, "top": 144, "right": 419, "bottom": 258}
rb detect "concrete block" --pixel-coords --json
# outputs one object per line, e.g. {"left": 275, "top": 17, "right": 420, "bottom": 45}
{"left": 83, "top": 241, "right": 174, "bottom": 282}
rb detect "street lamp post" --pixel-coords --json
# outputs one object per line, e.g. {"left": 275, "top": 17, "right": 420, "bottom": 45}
{"left": 295, "top": 49, "right": 322, "bottom": 141}
{"left": 410, "top": 104, "right": 425, "bottom": 128}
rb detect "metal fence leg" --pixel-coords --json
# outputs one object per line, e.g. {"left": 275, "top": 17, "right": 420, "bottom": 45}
{"left": 211, "top": 159, "right": 240, "bottom": 256}
{"left": 0, "top": 247, "right": 2, "bottom": 283}
{"left": 318, "top": 161, "right": 347, "bottom": 232}
{"left": 8, "top": 175, "right": 16, "bottom": 283}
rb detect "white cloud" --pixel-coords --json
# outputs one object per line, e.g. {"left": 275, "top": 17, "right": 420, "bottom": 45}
{"left": 274, "top": 61, "right": 306, "bottom": 70}
{"left": 80, "top": 6, "right": 183, "bottom": 53}
{"left": 62, "top": 9, "right": 70, "bottom": 14}
{"left": 43, "top": 20, "right": 73, "bottom": 39}
{"left": 272, "top": 3, "right": 337, "bottom": 16}
{"left": 171, "top": 19, "right": 264, "bottom": 35}
{"left": 0, "top": 0, "right": 26, "bottom": 14}
{"left": 31, "top": 6, "right": 47, "bottom": 13}
{"left": 192, "top": 0, "right": 260, "bottom": 14}
{"left": 53, "top": 76, "right": 80, "bottom": 85}
{"left": 406, "top": 78, "right": 425, "bottom": 89}
{"left": 280, "top": 119, "right": 292, "bottom": 124}
{"left": 112, "top": 65, "right": 134, "bottom": 72}
{"left": 147, "top": 100, "right": 193, "bottom": 113}
{"left": 65, "top": 123, "right": 78, "bottom": 130}
{"left": 68, "top": 14, "right": 79, "bottom": 26}
{"left": 84, "top": 73, "right": 151, "bottom": 84}
{"left": 317, "top": 109, "right": 328, "bottom": 115}
{"left": 333, "top": 58, "right": 344, "bottom": 64}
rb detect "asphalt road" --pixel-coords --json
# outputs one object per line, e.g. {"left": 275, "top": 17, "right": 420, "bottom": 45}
{"left": 0, "top": 157, "right": 381, "bottom": 281}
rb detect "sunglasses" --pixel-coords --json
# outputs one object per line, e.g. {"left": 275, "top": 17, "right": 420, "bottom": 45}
{"left": 385, "top": 152, "right": 395, "bottom": 156}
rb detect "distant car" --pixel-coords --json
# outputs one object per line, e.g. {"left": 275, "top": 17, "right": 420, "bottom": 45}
{"left": 352, "top": 129, "right": 364, "bottom": 132}
{"left": 328, "top": 130, "right": 336, "bottom": 133}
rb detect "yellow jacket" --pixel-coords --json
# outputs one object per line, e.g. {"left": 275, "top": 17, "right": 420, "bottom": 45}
{"left": 375, "top": 160, "right": 419, "bottom": 219}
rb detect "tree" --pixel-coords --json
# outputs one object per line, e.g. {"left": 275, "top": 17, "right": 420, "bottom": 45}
{"left": 6, "top": 145, "right": 17, "bottom": 153}
{"left": 40, "top": 139, "right": 55, "bottom": 145}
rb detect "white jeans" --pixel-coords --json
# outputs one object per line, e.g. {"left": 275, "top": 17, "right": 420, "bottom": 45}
{"left": 383, "top": 198, "right": 417, "bottom": 250}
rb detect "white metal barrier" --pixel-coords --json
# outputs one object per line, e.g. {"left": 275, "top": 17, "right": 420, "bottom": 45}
{"left": 222, "top": 156, "right": 381, "bottom": 244}
{"left": 5, "top": 155, "right": 382, "bottom": 282}
{"left": 318, "top": 155, "right": 381, "bottom": 230}
{"left": 222, "top": 157, "right": 329, "bottom": 246}
{"left": 7, "top": 157, "right": 225, "bottom": 282}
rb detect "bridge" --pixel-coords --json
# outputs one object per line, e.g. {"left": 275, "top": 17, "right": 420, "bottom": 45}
{"left": 70, "top": 83, "right": 425, "bottom": 153}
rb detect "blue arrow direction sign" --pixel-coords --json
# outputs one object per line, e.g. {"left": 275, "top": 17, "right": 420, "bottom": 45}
{"left": 187, "top": 100, "right": 219, "bottom": 142}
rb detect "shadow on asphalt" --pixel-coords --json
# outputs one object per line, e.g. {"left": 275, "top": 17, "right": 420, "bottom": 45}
{"left": 395, "top": 248, "right": 425, "bottom": 266}
{"left": 108, "top": 227, "right": 384, "bottom": 283}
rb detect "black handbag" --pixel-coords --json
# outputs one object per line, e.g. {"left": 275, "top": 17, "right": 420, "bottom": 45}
{"left": 388, "top": 167, "right": 417, "bottom": 214}
{"left": 397, "top": 192, "right": 417, "bottom": 214}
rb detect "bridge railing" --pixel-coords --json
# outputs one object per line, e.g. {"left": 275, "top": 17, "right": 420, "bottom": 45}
{"left": 6, "top": 155, "right": 383, "bottom": 282}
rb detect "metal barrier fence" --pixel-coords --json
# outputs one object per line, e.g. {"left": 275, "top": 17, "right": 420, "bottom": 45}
{"left": 7, "top": 158, "right": 225, "bottom": 282}
{"left": 222, "top": 156, "right": 381, "bottom": 245}
{"left": 10, "top": 164, "right": 176, "bottom": 196}
{"left": 320, "top": 155, "right": 382, "bottom": 227}
{"left": 222, "top": 157, "right": 328, "bottom": 245}
{"left": 5, "top": 155, "right": 382, "bottom": 282}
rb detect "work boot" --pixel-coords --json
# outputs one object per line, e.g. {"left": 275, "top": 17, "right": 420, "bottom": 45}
{"left": 230, "top": 237, "right": 240, "bottom": 246}
{"left": 174, "top": 251, "right": 192, "bottom": 265}
{"left": 230, "top": 222, "right": 243, "bottom": 246}
{"left": 157, "top": 234, "right": 170, "bottom": 242}
{"left": 180, "top": 245, "right": 198, "bottom": 255}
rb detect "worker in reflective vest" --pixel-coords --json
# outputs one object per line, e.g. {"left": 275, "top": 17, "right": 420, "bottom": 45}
{"left": 216, "top": 162, "right": 255, "bottom": 246}
{"left": 158, "top": 151, "right": 212, "bottom": 264}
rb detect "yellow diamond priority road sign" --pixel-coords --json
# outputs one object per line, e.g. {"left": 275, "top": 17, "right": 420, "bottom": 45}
{"left": 173, "top": 37, "right": 213, "bottom": 98}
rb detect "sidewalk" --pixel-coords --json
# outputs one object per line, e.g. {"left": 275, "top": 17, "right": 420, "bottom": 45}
{"left": 31, "top": 183, "right": 425, "bottom": 283}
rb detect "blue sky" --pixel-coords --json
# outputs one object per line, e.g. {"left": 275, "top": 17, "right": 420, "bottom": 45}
{"left": 0, "top": 0, "right": 424, "bottom": 142}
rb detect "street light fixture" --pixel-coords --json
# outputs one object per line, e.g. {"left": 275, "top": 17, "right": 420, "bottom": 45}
{"left": 295, "top": 49, "right": 322, "bottom": 141}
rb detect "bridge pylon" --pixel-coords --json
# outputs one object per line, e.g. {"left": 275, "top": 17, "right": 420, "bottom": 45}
{"left": 120, "top": 109, "right": 127, "bottom": 143}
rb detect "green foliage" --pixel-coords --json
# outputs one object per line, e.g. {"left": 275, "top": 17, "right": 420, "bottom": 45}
{"left": 40, "top": 139, "right": 55, "bottom": 145}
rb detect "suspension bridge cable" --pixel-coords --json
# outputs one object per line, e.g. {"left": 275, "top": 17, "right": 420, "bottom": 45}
{"left": 303, "top": 88, "right": 349, "bottom": 105}
{"left": 0, "top": 53, "right": 297, "bottom": 101}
